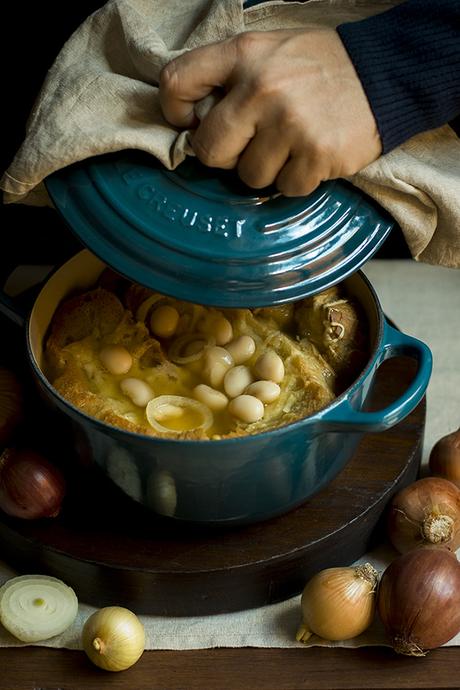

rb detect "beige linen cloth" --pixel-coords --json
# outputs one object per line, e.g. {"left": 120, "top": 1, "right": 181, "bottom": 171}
{"left": 1, "top": 0, "right": 460, "bottom": 267}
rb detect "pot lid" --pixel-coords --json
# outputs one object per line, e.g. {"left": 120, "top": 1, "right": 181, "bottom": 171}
{"left": 45, "top": 151, "right": 394, "bottom": 307}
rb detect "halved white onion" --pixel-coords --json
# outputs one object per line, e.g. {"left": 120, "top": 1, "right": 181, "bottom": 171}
{"left": 146, "top": 395, "right": 213, "bottom": 434}
{"left": 168, "top": 333, "right": 216, "bottom": 364}
{"left": 0, "top": 574, "right": 78, "bottom": 642}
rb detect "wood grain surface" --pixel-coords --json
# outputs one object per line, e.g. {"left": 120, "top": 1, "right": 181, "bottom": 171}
{"left": 1, "top": 646, "right": 459, "bottom": 690}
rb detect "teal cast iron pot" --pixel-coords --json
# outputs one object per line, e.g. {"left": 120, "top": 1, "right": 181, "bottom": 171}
{"left": 2, "top": 250, "right": 432, "bottom": 524}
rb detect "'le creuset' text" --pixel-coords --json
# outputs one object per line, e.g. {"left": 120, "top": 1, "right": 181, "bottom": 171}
{"left": 122, "top": 171, "right": 244, "bottom": 239}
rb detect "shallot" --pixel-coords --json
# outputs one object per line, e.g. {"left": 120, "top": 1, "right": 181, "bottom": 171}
{"left": 378, "top": 546, "right": 460, "bottom": 656}
{"left": 0, "top": 448, "right": 66, "bottom": 519}
{"left": 387, "top": 477, "right": 460, "bottom": 553}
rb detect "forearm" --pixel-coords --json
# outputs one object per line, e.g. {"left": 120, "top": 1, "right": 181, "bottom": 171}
{"left": 337, "top": 0, "right": 460, "bottom": 152}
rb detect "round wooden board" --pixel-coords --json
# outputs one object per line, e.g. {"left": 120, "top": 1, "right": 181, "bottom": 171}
{"left": 0, "top": 345, "right": 424, "bottom": 616}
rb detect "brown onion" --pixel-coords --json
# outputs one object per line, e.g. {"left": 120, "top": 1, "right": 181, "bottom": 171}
{"left": 387, "top": 477, "right": 460, "bottom": 553}
{"left": 429, "top": 428, "right": 460, "bottom": 488}
{"left": 378, "top": 546, "right": 460, "bottom": 656}
{"left": 0, "top": 448, "right": 66, "bottom": 519}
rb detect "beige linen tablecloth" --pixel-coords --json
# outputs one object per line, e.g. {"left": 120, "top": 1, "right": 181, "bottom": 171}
{"left": 0, "top": 259, "right": 458, "bottom": 651}
{"left": 1, "top": 0, "right": 460, "bottom": 267}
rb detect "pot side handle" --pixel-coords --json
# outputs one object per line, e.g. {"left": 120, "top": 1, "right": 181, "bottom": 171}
{"left": 319, "top": 322, "right": 432, "bottom": 433}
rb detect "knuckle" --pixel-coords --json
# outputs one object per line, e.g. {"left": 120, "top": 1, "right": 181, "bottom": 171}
{"left": 309, "top": 138, "right": 335, "bottom": 164}
{"left": 234, "top": 31, "right": 260, "bottom": 58}
{"left": 250, "top": 73, "right": 275, "bottom": 100}
{"left": 278, "top": 105, "right": 303, "bottom": 130}
{"left": 159, "top": 60, "right": 181, "bottom": 95}
{"left": 192, "top": 137, "right": 221, "bottom": 167}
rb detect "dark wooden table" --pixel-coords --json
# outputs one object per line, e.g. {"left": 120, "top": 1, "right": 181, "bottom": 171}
{"left": 1, "top": 645, "right": 459, "bottom": 689}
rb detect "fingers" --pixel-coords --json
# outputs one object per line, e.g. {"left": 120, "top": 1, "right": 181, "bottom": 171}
{"left": 237, "top": 129, "right": 290, "bottom": 188}
{"left": 275, "top": 155, "right": 325, "bottom": 197}
{"left": 191, "top": 92, "right": 256, "bottom": 169}
{"left": 160, "top": 41, "right": 237, "bottom": 128}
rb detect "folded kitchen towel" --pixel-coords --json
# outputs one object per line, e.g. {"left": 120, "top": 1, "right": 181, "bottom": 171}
{"left": 1, "top": 0, "right": 459, "bottom": 267}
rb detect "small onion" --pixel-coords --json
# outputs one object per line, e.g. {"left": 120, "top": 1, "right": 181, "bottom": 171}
{"left": 146, "top": 395, "right": 213, "bottom": 434}
{"left": 0, "top": 574, "right": 78, "bottom": 642}
{"left": 296, "top": 563, "right": 378, "bottom": 643}
{"left": 387, "top": 477, "right": 460, "bottom": 553}
{"left": 0, "top": 448, "right": 66, "bottom": 519}
{"left": 378, "top": 546, "right": 460, "bottom": 656}
{"left": 82, "top": 606, "right": 145, "bottom": 672}
{"left": 429, "top": 428, "right": 460, "bottom": 488}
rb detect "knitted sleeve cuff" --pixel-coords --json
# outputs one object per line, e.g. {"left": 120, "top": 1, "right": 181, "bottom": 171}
{"left": 337, "top": 0, "right": 460, "bottom": 153}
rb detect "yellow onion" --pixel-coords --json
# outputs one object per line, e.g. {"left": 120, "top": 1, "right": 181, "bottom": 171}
{"left": 387, "top": 477, "right": 460, "bottom": 554}
{"left": 82, "top": 606, "right": 145, "bottom": 672}
{"left": 378, "top": 546, "right": 460, "bottom": 656}
{"left": 0, "top": 368, "right": 22, "bottom": 447}
{"left": 296, "top": 563, "right": 378, "bottom": 642}
{"left": 429, "top": 428, "right": 460, "bottom": 488}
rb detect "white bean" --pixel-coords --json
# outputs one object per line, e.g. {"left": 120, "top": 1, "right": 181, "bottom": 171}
{"left": 226, "top": 335, "right": 256, "bottom": 365}
{"left": 205, "top": 362, "right": 230, "bottom": 388}
{"left": 120, "top": 378, "right": 154, "bottom": 407}
{"left": 212, "top": 316, "right": 233, "bottom": 346}
{"left": 246, "top": 380, "right": 281, "bottom": 404}
{"left": 253, "top": 351, "right": 285, "bottom": 383}
{"left": 99, "top": 345, "right": 133, "bottom": 375}
{"left": 193, "top": 384, "right": 228, "bottom": 412}
{"left": 228, "top": 395, "right": 264, "bottom": 423}
{"left": 150, "top": 305, "right": 180, "bottom": 339}
{"left": 204, "top": 346, "right": 234, "bottom": 368}
{"left": 224, "top": 365, "right": 254, "bottom": 399}
{"left": 202, "top": 346, "right": 234, "bottom": 387}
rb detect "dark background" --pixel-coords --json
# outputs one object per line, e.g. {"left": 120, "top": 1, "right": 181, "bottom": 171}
{"left": 1, "top": 1, "right": 420, "bottom": 289}
{"left": 1, "top": 3, "right": 106, "bottom": 283}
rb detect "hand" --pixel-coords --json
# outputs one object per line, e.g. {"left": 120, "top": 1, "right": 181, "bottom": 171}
{"left": 160, "top": 29, "right": 382, "bottom": 196}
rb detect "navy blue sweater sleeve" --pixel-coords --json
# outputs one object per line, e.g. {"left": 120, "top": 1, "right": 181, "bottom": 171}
{"left": 337, "top": 0, "right": 460, "bottom": 153}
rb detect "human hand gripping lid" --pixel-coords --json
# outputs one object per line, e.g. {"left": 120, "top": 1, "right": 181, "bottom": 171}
{"left": 159, "top": 28, "right": 383, "bottom": 197}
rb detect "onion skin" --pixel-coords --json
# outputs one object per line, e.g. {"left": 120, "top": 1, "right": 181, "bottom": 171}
{"left": 82, "top": 606, "right": 145, "bottom": 672}
{"left": 296, "top": 563, "right": 378, "bottom": 642}
{"left": 0, "top": 448, "right": 66, "bottom": 519}
{"left": 387, "top": 477, "right": 460, "bottom": 554}
{"left": 378, "top": 546, "right": 460, "bottom": 656}
{"left": 429, "top": 429, "right": 460, "bottom": 488}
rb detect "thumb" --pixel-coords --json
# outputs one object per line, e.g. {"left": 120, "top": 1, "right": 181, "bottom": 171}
{"left": 159, "top": 41, "right": 237, "bottom": 128}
